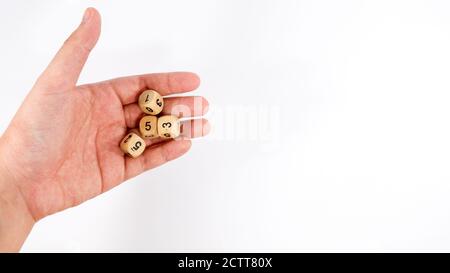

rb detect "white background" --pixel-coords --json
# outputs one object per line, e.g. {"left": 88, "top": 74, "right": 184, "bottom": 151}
{"left": 2, "top": 0, "right": 450, "bottom": 252}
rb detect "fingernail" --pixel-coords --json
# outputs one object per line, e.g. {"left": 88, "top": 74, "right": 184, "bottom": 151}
{"left": 202, "top": 98, "right": 210, "bottom": 115}
{"left": 203, "top": 121, "right": 211, "bottom": 136}
{"left": 82, "top": 8, "right": 92, "bottom": 23}
{"left": 203, "top": 104, "right": 209, "bottom": 115}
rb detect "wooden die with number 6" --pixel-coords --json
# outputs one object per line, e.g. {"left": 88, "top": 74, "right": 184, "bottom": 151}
{"left": 138, "top": 90, "right": 164, "bottom": 115}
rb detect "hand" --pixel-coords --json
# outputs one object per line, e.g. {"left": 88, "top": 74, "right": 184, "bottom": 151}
{"left": 0, "top": 8, "right": 209, "bottom": 251}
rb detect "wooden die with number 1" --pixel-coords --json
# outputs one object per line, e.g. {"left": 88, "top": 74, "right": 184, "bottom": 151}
{"left": 138, "top": 90, "right": 164, "bottom": 115}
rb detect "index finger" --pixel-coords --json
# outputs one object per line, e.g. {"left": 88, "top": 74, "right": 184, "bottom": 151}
{"left": 103, "top": 72, "right": 200, "bottom": 105}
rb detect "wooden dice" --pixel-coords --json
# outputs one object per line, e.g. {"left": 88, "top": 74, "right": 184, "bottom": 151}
{"left": 139, "top": 116, "right": 158, "bottom": 138}
{"left": 158, "top": 115, "right": 181, "bottom": 139}
{"left": 121, "top": 90, "right": 183, "bottom": 158}
{"left": 120, "top": 132, "right": 145, "bottom": 158}
{"left": 138, "top": 90, "right": 164, "bottom": 115}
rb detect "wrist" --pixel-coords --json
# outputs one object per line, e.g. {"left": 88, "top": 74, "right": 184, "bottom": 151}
{"left": 0, "top": 149, "right": 35, "bottom": 252}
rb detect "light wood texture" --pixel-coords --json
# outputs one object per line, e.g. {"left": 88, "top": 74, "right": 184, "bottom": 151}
{"left": 120, "top": 132, "right": 146, "bottom": 158}
{"left": 138, "top": 90, "right": 164, "bottom": 115}
{"left": 157, "top": 115, "right": 180, "bottom": 138}
{"left": 139, "top": 115, "right": 158, "bottom": 138}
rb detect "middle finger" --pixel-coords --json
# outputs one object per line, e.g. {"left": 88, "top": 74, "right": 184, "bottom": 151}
{"left": 123, "top": 96, "right": 209, "bottom": 128}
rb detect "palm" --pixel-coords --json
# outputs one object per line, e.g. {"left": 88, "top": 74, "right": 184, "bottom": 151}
{"left": 0, "top": 9, "right": 208, "bottom": 221}
{"left": 2, "top": 73, "right": 206, "bottom": 220}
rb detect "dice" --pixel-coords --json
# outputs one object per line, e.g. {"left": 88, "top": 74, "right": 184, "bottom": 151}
{"left": 121, "top": 90, "right": 183, "bottom": 158}
{"left": 158, "top": 115, "right": 181, "bottom": 139}
{"left": 120, "top": 132, "right": 146, "bottom": 158}
{"left": 139, "top": 116, "right": 158, "bottom": 138}
{"left": 138, "top": 90, "right": 164, "bottom": 115}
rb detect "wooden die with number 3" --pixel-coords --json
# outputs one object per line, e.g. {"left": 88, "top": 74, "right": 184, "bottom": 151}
{"left": 157, "top": 115, "right": 180, "bottom": 139}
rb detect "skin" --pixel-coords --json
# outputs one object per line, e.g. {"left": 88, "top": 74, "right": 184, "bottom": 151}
{"left": 0, "top": 8, "right": 209, "bottom": 252}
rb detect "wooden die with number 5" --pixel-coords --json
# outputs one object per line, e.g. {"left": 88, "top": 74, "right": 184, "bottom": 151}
{"left": 139, "top": 116, "right": 158, "bottom": 138}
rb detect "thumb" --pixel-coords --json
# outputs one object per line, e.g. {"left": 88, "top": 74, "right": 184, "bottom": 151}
{"left": 36, "top": 8, "right": 101, "bottom": 91}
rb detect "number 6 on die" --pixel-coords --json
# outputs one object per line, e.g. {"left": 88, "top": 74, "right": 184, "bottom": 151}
{"left": 138, "top": 90, "right": 164, "bottom": 115}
